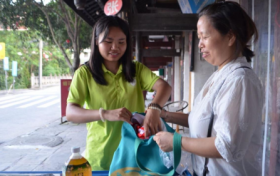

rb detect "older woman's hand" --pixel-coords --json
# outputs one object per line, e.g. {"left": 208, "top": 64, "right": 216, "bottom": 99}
{"left": 153, "top": 131, "right": 174, "bottom": 152}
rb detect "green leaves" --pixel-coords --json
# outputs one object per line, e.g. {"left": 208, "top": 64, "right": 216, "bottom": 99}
{"left": 0, "top": 30, "right": 71, "bottom": 90}
{"left": 1, "top": 0, "right": 92, "bottom": 73}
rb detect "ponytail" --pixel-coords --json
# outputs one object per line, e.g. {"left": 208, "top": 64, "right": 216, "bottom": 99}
{"left": 242, "top": 47, "right": 254, "bottom": 63}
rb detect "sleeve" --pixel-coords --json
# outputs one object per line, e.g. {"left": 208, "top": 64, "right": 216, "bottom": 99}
{"left": 213, "top": 76, "right": 263, "bottom": 162}
{"left": 135, "top": 61, "right": 160, "bottom": 92}
{"left": 67, "top": 66, "right": 89, "bottom": 107}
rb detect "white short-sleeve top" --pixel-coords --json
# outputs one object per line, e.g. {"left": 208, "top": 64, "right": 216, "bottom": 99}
{"left": 188, "top": 56, "right": 264, "bottom": 176}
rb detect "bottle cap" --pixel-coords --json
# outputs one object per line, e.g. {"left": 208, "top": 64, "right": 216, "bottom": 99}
{"left": 71, "top": 147, "right": 80, "bottom": 153}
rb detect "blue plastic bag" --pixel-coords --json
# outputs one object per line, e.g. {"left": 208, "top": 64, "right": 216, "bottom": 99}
{"left": 109, "top": 115, "right": 182, "bottom": 176}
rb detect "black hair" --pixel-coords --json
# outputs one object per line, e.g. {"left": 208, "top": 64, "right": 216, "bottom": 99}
{"left": 199, "top": 1, "right": 258, "bottom": 62}
{"left": 86, "top": 16, "right": 135, "bottom": 85}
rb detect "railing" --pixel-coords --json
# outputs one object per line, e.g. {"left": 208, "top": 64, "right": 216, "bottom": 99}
{"left": 31, "top": 73, "right": 72, "bottom": 88}
{"left": 0, "top": 171, "right": 109, "bottom": 176}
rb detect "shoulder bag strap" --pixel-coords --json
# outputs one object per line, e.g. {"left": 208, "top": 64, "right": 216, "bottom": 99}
{"left": 135, "top": 132, "right": 181, "bottom": 176}
{"left": 202, "top": 66, "right": 250, "bottom": 176}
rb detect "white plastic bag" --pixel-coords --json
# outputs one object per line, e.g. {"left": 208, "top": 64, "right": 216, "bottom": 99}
{"left": 159, "top": 148, "right": 190, "bottom": 175}
{"left": 159, "top": 119, "right": 191, "bottom": 175}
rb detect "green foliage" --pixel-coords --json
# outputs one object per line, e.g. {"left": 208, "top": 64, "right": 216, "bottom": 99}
{"left": 0, "top": 0, "right": 92, "bottom": 73}
{"left": 0, "top": 0, "right": 60, "bottom": 42}
{"left": 79, "top": 20, "right": 93, "bottom": 50}
{"left": 18, "top": 64, "right": 31, "bottom": 88}
{"left": 0, "top": 62, "right": 6, "bottom": 90}
{"left": 43, "top": 65, "right": 57, "bottom": 76}
{"left": 0, "top": 30, "right": 70, "bottom": 90}
{"left": 45, "top": 47, "right": 71, "bottom": 75}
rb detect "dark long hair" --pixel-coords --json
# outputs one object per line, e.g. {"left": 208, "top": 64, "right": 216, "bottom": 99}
{"left": 199, "top": 1, "right": 258, "bottom": 62}
{"left": 86, "top": 16, "right": 135, "bottom": 85}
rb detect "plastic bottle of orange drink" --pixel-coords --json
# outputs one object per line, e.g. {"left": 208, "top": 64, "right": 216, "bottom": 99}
{"left": 65, "top": 147, "right": 92, "bottom": 176}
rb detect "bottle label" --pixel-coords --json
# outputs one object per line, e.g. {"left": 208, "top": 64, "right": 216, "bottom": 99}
{"left": 66, "top": 162, "right": 91, "bottom": 176}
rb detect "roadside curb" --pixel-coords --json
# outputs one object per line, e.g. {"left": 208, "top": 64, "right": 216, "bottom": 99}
{"left": 0, "top": 85, "right": 59, "bottom": 96}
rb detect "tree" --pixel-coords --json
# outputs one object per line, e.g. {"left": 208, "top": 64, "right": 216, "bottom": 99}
{"left": 0, "top": 0, "right": 92, "bottom": 74}
{"left": 0, "top": 31, "right": 39, "bottom": 89}
{"left": 0, "top": 30, "right": 71, "bottom": 90}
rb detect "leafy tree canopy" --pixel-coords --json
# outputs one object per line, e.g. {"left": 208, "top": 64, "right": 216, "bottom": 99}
{"left": 0, "top": 30, "right": 71, "bottom": 90}
{"left": 0, "top": 0, "right": 92, "bottom": 73}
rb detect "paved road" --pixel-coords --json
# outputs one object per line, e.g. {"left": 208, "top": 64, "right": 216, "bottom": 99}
{"left": 0, "top": 86, "right": 87, "bottom": 171}
{"left": 0, "top": 86, "right": 61, "bottom": 142}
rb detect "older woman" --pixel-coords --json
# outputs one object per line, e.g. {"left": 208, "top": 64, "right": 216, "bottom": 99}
{"left": 153, "top": 1, "right": 263, "bottom": 176}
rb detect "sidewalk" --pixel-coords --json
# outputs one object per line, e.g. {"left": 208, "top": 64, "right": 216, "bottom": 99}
{"left": 0, "top": 86, "right": 88, "bottom": 171}
{"left": 0, "top": 119, "right": 87, "bottom": 171}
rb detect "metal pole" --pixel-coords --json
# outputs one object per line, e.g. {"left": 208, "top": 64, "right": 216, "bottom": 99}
{"left": 251, "top": 0, "right": 255, "bottom": 68}
{"left": 39, "top": 39, "right": 43, "bottom": 89}
{"left": 13, "top": 77, "right": 15, "bottom": 92}
{"left": 262, "top": 0, "right": 272, "bottom": 175}
{"left": 5, "top": 70, "right": 7, "bottom": 91}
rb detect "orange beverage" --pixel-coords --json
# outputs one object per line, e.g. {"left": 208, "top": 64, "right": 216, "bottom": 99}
{"left": 65, "top": 147, "right": 92, "bottom": 176}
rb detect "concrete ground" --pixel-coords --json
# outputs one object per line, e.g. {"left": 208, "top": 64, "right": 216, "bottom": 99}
{"left": 0, "top": 119, "right": 87, "bottom": 171}
{"left": 0, "top": 87, "right": 88, "bottom": 172}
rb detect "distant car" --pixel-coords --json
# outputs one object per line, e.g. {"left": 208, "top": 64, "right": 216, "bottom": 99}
{"left": 146, "top": 91, "right": 154, "bottom": 100}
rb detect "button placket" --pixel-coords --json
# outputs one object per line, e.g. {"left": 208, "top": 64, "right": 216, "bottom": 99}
{"left": 114, "top": 77, "right": 119, "bottom": 101}
{"left": 116, "top": 75, "right": 120, "bottom": 88}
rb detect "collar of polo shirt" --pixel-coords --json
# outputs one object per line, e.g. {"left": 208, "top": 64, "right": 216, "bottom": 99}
{"left": 102, "top": 63, "right": 123, "bottom": 75}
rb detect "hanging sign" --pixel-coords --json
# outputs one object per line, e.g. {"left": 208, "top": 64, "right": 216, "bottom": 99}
{"left": 104, "top": 0, "right": 123, "bottom": 16}
{"left": 12, "top": 61, "right": 18, "bottom": 77}
{"left": 0, "top": 43, "right": 5, "bottom": 60}
{"left": 3, "top": 57, "right": 9, "bottom": 71}
{"left": 178, "top": 0, "right": 215, "bottom": 13}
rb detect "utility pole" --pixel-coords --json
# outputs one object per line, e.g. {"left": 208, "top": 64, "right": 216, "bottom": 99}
{"left": 3, "top": 57, "right": 9, "bottom": 91}
{"left": 39, "top": 39, "right": 43, "bottom": 89}
{"left": 5, "top": 70, "right": 7, "bottom": 90}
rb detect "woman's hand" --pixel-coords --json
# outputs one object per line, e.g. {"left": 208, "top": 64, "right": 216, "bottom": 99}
{"left": 153, "top": 131, "right": 174, "bottom": 152}
{"left": 143, "top": 109, "right": 161, "bottom": 137}
{"left": 103, "top": 107, "right": 132, "bottom": 124}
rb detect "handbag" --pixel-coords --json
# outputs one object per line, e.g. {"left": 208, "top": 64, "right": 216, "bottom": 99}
{"left": 202, "top": 66, "right": 251, "bottom": 176}
{"left": 109, "top": 115, "right": 182, "bottom": 176}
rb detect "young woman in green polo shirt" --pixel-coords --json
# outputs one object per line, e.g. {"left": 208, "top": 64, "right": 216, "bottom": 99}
{"left": 66, "top": 16, "right": 171, "bottom": 171}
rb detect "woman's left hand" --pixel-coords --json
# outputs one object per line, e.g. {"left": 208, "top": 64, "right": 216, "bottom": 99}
{"left": 143, "top": 109, "right": 161, "bottom": 137}
{"left": 153, "top": 131, "right": 174, "bottom": 152}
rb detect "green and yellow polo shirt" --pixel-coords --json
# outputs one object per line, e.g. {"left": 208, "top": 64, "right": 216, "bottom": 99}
{"left": 67, "top": 61, "right": 159, "bottom": 170}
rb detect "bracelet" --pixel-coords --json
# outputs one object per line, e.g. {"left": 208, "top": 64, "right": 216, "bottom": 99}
{"left": 147, "top": 103, "right": 162, "bottom": 110}
{"left": 147, "top": 106, "right": 161, "bottom": 113}
{"left": 99, "top": 108, "right": 105, "bottom": 122}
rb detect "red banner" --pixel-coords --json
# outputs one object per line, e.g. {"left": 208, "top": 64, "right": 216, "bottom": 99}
{"left": 60, "top": 79, "right": 72, "bottom": 119}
